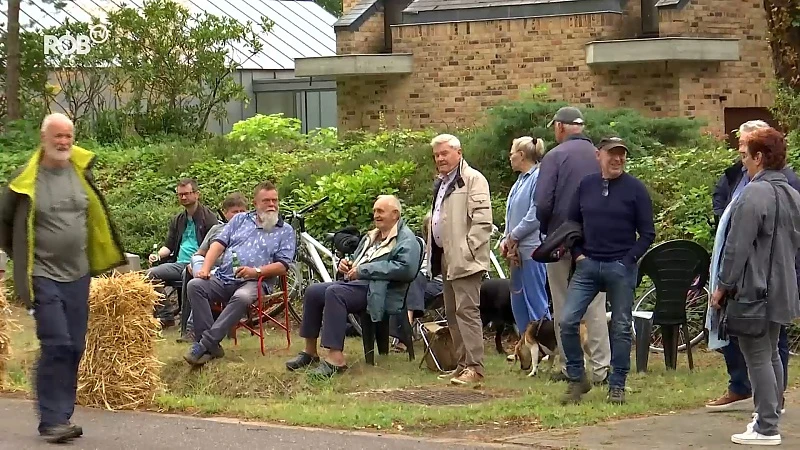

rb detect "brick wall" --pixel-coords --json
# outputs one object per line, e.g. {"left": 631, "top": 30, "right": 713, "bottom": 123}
{"left": 334, "top": 0, "right": 773, "bottom": 135}
{"left": 336, "top": 11, "right": 385, "bottom": 54}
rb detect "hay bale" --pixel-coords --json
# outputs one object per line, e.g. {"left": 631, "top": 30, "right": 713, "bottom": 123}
{"left": 0, "top": 286, "right": 19, "bottom": 388}
{"left": 77, "top": 271, "right": 164, "bottom": 410}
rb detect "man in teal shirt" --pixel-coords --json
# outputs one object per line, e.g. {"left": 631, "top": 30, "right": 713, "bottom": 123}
{"left": 148, "top": 178, "right": 219, "bottom": 328}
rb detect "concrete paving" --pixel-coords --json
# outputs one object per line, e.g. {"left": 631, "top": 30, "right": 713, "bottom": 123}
{"left": 0, "top": 397, "right": 515, "bottom": 450}
{"left": 497, "top": 389, "right": 799, "bottom": 449}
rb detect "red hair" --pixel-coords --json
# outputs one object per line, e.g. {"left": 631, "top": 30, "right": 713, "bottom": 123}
{"left": 743, "top": 127, "right": 787, "bottom": 171}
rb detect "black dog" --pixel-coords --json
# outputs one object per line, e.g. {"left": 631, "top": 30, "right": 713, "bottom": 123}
{"left": 479, "top": 278, "right": 515, "bottom": 354}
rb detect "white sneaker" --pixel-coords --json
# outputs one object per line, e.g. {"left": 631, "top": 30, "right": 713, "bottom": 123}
{"left": 731, "top": 429, "right": 781, "bottom": 446}
{"left": 747, "top": 414, "right": 758, "bottom": 433}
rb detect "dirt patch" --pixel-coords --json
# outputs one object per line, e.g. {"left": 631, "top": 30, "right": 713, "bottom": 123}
{"left": 350, "top": 387, "right": 506, "bottom": 406}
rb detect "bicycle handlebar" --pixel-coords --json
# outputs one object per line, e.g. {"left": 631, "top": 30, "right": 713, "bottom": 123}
{"left": 296, "top": 195, "right": 330, "bottom": 216}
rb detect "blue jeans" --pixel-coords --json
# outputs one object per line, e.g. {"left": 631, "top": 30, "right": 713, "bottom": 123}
{"left": 724, "top": 326, "right": 790, "bottom": 397}
{"left": 560, "top": 257, "right": 636, "bottom": 389}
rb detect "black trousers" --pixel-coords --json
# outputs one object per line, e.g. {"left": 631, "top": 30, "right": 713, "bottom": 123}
{"left": 32, "top": 275, "right": 90, "bottom": 432}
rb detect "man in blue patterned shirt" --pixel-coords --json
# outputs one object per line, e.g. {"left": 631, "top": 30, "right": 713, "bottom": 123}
{"left": 183, "top": 181, "right": 296, "bottom": 366}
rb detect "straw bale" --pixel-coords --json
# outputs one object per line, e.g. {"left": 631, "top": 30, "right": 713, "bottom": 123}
{"left": 77, "top": 271, "right": 164, "bottom": 410}
{"left": 0, "top": 286, "right": 19, "bottom": 387}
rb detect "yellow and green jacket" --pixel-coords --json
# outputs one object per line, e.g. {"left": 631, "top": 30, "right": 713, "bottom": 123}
{"left": 0, "top": 146, "right": 126, "bottom": 308}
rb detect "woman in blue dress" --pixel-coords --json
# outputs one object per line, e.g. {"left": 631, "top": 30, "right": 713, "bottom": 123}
{"left": 502, "top": 136, "right": 551, "bottom": 334}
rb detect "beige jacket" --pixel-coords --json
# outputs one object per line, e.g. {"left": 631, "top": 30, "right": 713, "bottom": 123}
{"left": 427, "top": 159, "right": 493, "bottom": 280}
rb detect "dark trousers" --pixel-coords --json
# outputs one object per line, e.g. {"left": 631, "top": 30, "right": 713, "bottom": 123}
{"left": 32, "top": 275, "right": 91, "bottom": 432}
{"left": 724, "top": 325, "right": 790, "bottom": 397}
{"left": 299, "top": 281, "right": 368, "bottom": 351}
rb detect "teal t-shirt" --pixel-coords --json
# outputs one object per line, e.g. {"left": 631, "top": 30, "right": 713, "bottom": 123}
{"left": 176, "top": 218, "right": 199, "bottom": 263}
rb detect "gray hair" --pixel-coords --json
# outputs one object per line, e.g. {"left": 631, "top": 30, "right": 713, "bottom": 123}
{"left": 376, "top": 194, "right": 402, "bottom": 215}
{"left": 430, "top": 133, "right": 461, "bottom": 150}
{"left": 41, "top": 112, "right": 73, "bottom": 132}
{"left": 512, "top": 136, "right": 546, "bottom": 163}
{"left": 739, "top": 120, "right": 770, "bottom": 135}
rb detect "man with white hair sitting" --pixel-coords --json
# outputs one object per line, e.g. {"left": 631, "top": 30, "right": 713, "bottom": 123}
{"left": 285, "top": 195, "right": 421, "bottom": 378}
{"left": 183, "top": 181, "right": 295, "bottom": 366}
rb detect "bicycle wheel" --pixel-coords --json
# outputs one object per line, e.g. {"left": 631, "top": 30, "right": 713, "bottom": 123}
{"left": 632, "top": 285, "right": 708, "bottom": 353}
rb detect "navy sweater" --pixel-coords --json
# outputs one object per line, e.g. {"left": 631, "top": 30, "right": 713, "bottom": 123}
{"left": 568, "top": 172, "right": 656, "bottom": 266}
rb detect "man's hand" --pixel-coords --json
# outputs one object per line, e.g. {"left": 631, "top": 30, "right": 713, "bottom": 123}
{"left": 148, "top": 253, "right": 160, "bottom": 265}
{"left": 711, "top": 287, "right": 726, "bottom": 310}
{"left": 338, "top": 259, "right": 352, "bottom": 274}
{"left": 235, "top": 266, "right": 258, "bottom": 279}
{"left": 195, "top": 268, "right": 210, "bottom": 280}
{"left": 346, "top": 266, "right": 359, "bottom": 281}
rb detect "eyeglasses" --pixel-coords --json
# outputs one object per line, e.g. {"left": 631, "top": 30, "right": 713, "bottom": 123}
{"left": 602, "top": 179, "right": 609, "bottom": 197}
{"left": 176, "top": 191, "right": 196, "bottom": 198}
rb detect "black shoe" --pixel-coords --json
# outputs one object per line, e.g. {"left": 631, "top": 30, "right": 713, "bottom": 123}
{"left": 608, "top": 387, "right": 626, "bottom": 404}
{"left": 40, "top": 424, "right": 80, "bottom": 443}
{"left": 560, "top": 376, "right": 592, "bottom": 405}
{"left": 307, "top": 360, "right": 348, "bottom": 379}
{"left": 285, "top": 352, "right": 320, "bottom": 371}
{"left": 68, "top": 422, "right": 83, "bottom": 437}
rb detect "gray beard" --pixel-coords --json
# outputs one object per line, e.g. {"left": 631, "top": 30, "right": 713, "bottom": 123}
{"left": 258, "top": 210, "right": 279, "bottom": 231}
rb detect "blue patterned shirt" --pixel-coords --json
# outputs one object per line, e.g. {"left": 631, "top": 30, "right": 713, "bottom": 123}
{"left": 211, "top": 211, "right": 296, "bottom": 284}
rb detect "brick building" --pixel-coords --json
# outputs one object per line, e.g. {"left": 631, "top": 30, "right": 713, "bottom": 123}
{"left": 295, "top": 0, "right": 777, "bottom": 139}
{"left": 296, "top": 0, "right": 773, "bottom": 135}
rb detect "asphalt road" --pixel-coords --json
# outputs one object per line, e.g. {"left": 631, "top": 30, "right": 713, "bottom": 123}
{"left": 0, "top": 397, "right": 516, "bottom": 449}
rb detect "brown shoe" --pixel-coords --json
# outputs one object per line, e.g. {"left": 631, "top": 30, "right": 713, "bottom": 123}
{"left": 438, "top": 368, "right": 462, "bottom": 380}
{"left": 450, "top": 368, "right": 483, "bottom": 386}
{"left": 705, "top": 391, "right": 751, "bottom": 410}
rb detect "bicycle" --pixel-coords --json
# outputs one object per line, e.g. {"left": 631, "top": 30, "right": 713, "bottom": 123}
{"left": 631, "top": 275, "right": 708, "bottom": 353}
{"left": 274, "top": 195, "right": 365, "bottom": 336}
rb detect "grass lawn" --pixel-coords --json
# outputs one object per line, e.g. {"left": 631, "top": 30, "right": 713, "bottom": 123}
{"left": 4, "top": 306, "right": 797, "bottom": 442}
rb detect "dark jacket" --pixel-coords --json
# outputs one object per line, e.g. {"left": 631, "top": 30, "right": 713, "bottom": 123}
{"left": 353, "top": 219, "right": 422, "bottom": 322}
{"left": 163, "top": 203, "right": 219, "bottom": 263}
{"left": 531, "top": 220, "right": 583, "bottom": 263}
{"left": 712, "top": 161, "right": 746, "bottom": 218}
{"left": 0, "top": 146, "right": 127, "bottom": 308}
{"left": 533, "top": 133, "right": 600, "bottom": 235}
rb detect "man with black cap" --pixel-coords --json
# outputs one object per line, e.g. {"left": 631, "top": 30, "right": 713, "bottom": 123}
{"left": 534, "top": 106, "right": 611, "bottom": 385}
{"left": 560, "top": 137, "right": 655, "bottom": 405}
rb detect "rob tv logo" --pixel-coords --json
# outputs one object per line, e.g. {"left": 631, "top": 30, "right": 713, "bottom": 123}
{"left": 44, "top": 24, "right": 109, "bottom": 56}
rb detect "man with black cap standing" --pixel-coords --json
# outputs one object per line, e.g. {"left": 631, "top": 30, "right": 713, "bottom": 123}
{"left": 534, "top": 106, "right": 611, "bottom": 385}
{"left": 560, "top": 137, "right": 655, "bottom": 405}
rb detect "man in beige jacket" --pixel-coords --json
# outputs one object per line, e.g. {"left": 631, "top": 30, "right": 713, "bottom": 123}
{"left": 426, "top": 134, "right": 493, "bottom": 385}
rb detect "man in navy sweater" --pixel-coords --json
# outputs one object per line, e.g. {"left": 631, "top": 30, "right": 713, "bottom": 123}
{"left": 560, "top": 137, "right": 656, "bottom": 405}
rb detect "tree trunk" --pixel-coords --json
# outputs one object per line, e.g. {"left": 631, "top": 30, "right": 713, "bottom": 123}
{"left": 763, "top": 0, "right": 800, "bottom": 91}
{"left": 5, "top": 0, "right": 22, "bottom": 121}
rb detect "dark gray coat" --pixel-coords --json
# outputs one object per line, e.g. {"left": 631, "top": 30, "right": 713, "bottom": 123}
{"left": 718, "top": 170, "right": 800, "bottom": 324}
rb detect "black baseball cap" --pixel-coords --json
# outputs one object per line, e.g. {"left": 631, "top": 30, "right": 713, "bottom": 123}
{"left": 597, "top": 137, "right": 629, "bottom": 154}
{"left": 547, "top": 106, "right": 585, "bottom": 127}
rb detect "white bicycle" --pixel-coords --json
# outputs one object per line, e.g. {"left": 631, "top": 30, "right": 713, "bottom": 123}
{"left": 277, "top": 196, "right": 365, "bottom": 335}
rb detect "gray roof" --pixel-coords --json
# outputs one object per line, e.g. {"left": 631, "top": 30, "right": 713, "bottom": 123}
{"left": 334, "top": 0, "right": 380, "bottom": 30}
{"left": 1, "top": 0, "right": 336, "bottom": 70}
{"left": 401, "top": 0, "right": 624, "bottom": 23}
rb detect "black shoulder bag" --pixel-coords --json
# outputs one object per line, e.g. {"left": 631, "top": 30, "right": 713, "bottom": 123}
{"left": 723, "top": 185, "right": 779, "bottom": 339}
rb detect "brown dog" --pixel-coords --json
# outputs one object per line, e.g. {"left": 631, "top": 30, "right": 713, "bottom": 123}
{"left": 507, "top": 318, "right": 590, "bottom": 377}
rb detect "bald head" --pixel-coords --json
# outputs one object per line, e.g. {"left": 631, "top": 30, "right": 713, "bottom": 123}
{"left": 373, "top": 195, "right": 401, "bottom": 235}
{"left": 40, "top": 113, "right": 75, "bottom": 166}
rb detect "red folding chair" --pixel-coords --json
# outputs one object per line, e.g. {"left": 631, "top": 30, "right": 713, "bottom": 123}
{"left": 232, "top": 274, "right": 291, "bottom": 355}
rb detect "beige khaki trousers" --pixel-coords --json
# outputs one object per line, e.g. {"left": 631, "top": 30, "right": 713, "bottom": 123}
{"left": 441, "top": 254, "right": 485, "bottom": 375}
